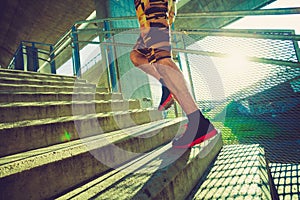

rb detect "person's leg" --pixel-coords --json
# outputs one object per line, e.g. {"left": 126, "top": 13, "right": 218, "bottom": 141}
{"left": 130, "top": 49, "right": 174, "bottom": 111}
{"left": 130, "top": 49, "right": 160, "bottom": 80}
{"left": 155, "top": 57, "right": 217, "bottom": 148}
{"left": 141, "top": 0, "right": 217, "bottom": 148}
{"left": 155, "top": 58, "right": 197, "bottom": 115}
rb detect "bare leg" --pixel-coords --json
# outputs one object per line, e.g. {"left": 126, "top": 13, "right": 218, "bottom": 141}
{"left": 130, "top": 50, "right": 161, "bottom": 80}
{"left": 155, "top": 58, "right": 198, "bottom": 115}
{"left": 130, "top": 49, "right": 175, "bottom": 110}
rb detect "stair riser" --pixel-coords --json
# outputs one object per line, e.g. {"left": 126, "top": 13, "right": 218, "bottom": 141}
{"left": 0, "top": 100, "right": 140, "bottom": 123}
{"left": 0, "top": 110, "right": 162, "bottom": 157}
{"left": 0, "top": 78, "right": 88, "bottom": 87}
{"left": 0, "top": 93, "right": 123, "bottom": 103}
{"left": 0, "top": 120, "right": 181, "bottom": 200}
{"left": 0, "top": 85, "right": 103, "bottom": 93}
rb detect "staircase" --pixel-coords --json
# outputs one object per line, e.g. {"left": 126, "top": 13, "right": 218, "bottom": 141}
{"left": 0, "top": 69, "right": 276, "bottom": 199}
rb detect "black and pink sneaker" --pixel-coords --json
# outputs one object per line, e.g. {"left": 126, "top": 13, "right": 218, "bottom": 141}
{"left": 158, "top": 92, "right": 174, "bottom": 111}
{"left": 172, "top": 110, "right": 218, "bottom": 148}
{"left": 158, "top": 79, "right": 174, "bottom": 111}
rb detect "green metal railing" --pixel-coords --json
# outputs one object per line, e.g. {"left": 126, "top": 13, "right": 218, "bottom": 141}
{"left": 6, "top": 7, "right": 300, "bottom": 105}
{"left": 7, "top": 7, "right": 300, "bottom": 90}
{"left": 8, "top": 41, "right": 56, "bottom": 74}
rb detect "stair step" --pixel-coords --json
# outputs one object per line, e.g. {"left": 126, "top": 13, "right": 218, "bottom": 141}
{"left": 56, "top": 132, "right": 222, "bottom": 200}
{"left": 0, "top": 76, "right": 87, "bottom": 87}
{"left": 0, "top": 83, "right": 108, "bottom": 93}
{"left": 190, "top": 144, "right": 272, "bottom": 200}
{"left": 0, "top": 109, "right": 163, "bottom": 157}
{"left": 0, "top": 118, "right": 186, "bottom": 200}
{"left": 0, "top": 68, "right": 79, "bottom": 82}
{"left": 0, "top": 99, "right": 141, "bottom": 123}
{"left": 0, "top": 92, "right": 123, "bottom": 103}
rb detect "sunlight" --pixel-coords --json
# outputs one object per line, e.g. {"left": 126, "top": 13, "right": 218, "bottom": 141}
{"left": 223, "top": 50, "right": 250, "bottom": 72}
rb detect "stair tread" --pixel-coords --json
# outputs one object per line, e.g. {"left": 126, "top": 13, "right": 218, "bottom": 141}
{"left": 0, "top": 118, "right": 181, "bottom": 177}
{"left": 0, "top": 76, "right": 86, "bottom": 83}
{"left": 0, "top": 108, "right": 158, "bottom": 130}
{"left": 0, "top": 91, "right": 120, "bottom": 95}
{"left": 0, "top": 99, "right": 137, "bottom": 108}
{"left": 0, "top": 68, "right": 77, "bottom": 79}
{"left": 0, "top": 82, "right": 96, "bottom": 88}
{"left": 56, "top": 131, "right": 222, "bottom": 200}
{"left": 190, "top": 144, "right": 272, "bottom": 199}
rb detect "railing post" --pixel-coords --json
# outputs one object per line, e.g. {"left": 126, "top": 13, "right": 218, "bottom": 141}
{"left": 71, "top": 26, "right": 81, "bottom": 77}
{"left": 50, "top": 45, "right": 56, "bottom": 74}
{"left": 104, "top": 20, "right": 118, "bottom": 92}
{"left": 172, "top": 24, "right": 180, "bottom": 117}
{"left": 14, "top": 43, "right": 24, "bottom": 71}
{"left": 32, "top": 43, "right": 39, "bottom": 72}
{"left": 181, "top": 34, "right": 197, "bottom": 101}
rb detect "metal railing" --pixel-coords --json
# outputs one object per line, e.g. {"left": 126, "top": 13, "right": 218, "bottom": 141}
{"left": 7, "top": 7, "right": 300, "bottom": 97}
{"left": 8, "top": 41, "right": 56, "bottom": 74}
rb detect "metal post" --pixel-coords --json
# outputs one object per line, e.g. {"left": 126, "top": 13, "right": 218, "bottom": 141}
{"left": 50, "top": 45, "right": 56, "bottom": 74}
{"left": 71, "top": 26, "right": 81, "bottom": 77}
{"left": 172, "top": 24, "right": 180, "bottom": 117}
{"left": 181, "top": 34, "right": 197, "bottom": 101}
{"left": 15, "top": 43, "right": 24, "bottom": 71}
{"left": 104, "top": 20, "right": 118, "bottom": 92}
{"left": 32, "top": 43, "right": 39, "bottom": 72}
{"left": 112, "top": 33, "right": 122, "bottom": 93}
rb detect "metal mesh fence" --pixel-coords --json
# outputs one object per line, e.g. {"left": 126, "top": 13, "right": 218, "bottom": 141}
{"left": 175, "top": 30, "right": 300, "bottom": 199}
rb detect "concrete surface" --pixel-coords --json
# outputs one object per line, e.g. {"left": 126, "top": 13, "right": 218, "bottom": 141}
{"left": 0, "top": 108, "right": 162, "bottom": 157}
{"left": 190, "top": 144, "right": 272, "bottom": 200}
{"left": 0, "top": 92, "right": 123, "bottom": 103}
{"left": 56, "top": 132, "right": 223, "bottom": 200}
{"left": 0, "top": 99, "right": 140, "bottom": 123}
{"left": 0, "top": 118, "right": 185, "bottom": 200}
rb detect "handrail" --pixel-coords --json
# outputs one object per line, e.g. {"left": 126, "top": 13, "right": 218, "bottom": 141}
{"left": 8, "top": 40, "right": 55, "bottom": 71}
{"left": 7, "top": 6, "right": 300, "bottom": 95}
{"left": 176, "top": 7, "right": 300, "bottom": 18}
{"left": 21, "top": 40, "right": 53, "bottom": 47}
{"left": 175, "top": 29, "right": 300, "bottom": 41}
{"left": 74, "top": 40, "right": 299, "bottom": 69}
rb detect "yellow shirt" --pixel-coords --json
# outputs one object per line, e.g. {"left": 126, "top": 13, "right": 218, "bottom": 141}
{"left": 136, "top": 0, "right": 177, "bottom": 28}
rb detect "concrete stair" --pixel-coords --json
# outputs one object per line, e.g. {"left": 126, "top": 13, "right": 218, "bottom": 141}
{"left": 189, "top": 144, "right": 274, "bottom": 199}
{"left": 0, "top": 118, "right": 187, "bottom": 200}
{"left": 55, "top": 132, "right": 223, "bottom": 200}
{"left": 0, "top": 92, "right": 123, "bottom": 103}
{"left": 0, "top": 68, "right": 277, "bottom": 200}
{"left": 0, "top": 68, "right": 86, "bottom": 83}
{"left": 0, "top": 69, "right": 162, "bottom": 158}
{"left": 0, "top": 99, "right": 141, "bottom": 123}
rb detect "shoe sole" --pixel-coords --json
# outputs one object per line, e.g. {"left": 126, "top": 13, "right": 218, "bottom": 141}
{"left": 173, "top": 129, "right": 218, "bottom": 149}
{"left": 158, "top": 94, "right": 174, "bottom": 111}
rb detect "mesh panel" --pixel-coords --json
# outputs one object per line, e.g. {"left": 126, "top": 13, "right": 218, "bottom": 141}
{"left": 190, "top": 35, "right": 298, "bottom": 62}
{"left": 174, "top": 30, "right": 300, "bottom": 168}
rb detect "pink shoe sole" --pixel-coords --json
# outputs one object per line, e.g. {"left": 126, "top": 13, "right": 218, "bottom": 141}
{"left": 173, "top": 129, "right": 218, "bottom": 149}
